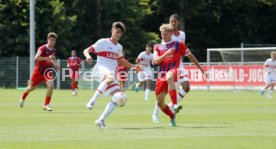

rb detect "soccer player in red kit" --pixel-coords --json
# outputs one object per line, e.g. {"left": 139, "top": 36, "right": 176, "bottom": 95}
{"left": 67, "top": 50, "right": 81, "bottom": 96}
{"left": 153, "top": 24, "right": 206, "bottom": 127}
{"left": 19, "top": 32, "right": 59, "bottom": 111}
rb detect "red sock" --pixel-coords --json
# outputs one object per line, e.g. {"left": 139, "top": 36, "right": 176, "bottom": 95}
{"left": 169, "top": 90, "right": 177, "bottom": 106}
{"left": 44, "top": 96, "right": 51, "bottom": 106}
{"left": 22, "top": 92, "right": 29, "bottom": 100}
{"left": 75, "top": 82, "right": 78, "bottom": 89}
{"left": 161, "top": 104, "right": 174, "bottom": 119}
{"left": 71, "top": 83, "right": 75, "bottom": 91}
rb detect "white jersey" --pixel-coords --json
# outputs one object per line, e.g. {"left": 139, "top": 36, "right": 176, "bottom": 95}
{"left": 137, "top": 51, "right": 153, "bottom": 70}
{"left": 264, "top": 58, "right": 276, "bottom": 75}
{"left": 172, "top": 30, "right": 186, "bottom": 69}
{"left": 171, "top": 30, "right": 186, "bottom": 43}
{"left": 90, "top": 38, "right": 123, "bottom": 73}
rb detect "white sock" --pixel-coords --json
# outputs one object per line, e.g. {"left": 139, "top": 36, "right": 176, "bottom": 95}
{"left": 99, "top": 101, "right": 116, "bottom": 122}
{"left": 88, "top": 81, "right": 108, "bottom": 105}
{"left": 268, "top": 89, "right": 273, "bottom": 96}
{"left": 177, "top": 88, "right": 187, "bottom": 102}
{"left": 135, "top": 83, "right": 139, "bottom": 89}
{"left": 145, "top": 89, "right": 150, "bottom": 99}
{"left": 153, "top": 101, "right": 159, "bottom": 116}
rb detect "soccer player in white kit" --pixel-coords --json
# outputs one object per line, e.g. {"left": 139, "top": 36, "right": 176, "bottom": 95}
{"left": 83, "top": 22, "right": 141, "bottom": 128}
{"left": 152, "top": 14, "right": 189, "bottom": 123}
{"left": 134, "top": 44, "right": 154, "bottom": 101}
{"left": 260, "top": 52, "right": 276, "bottom": 99}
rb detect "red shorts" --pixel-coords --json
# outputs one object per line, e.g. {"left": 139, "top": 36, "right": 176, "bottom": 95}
{"left": 117, "top": 71, "right": 128, "bottom": 81}
{"left": 30, "top": 70, "right": 54, "bottom": 87}
{"left": 155, "top": 69, "right": 180, "bottom": 95}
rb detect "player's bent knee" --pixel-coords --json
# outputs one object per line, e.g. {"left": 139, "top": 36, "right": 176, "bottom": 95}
{"left": 28, "top": 86, "right": 36, "bottom": 92}
{"left": 105, "top": 76, "right": 115, "bottom": 85}
{"left": 183, "top": 86, "right": 190, "bottom": 93}
{"left": 157, "top": 101, "right": 166, "bottom": 109}
{"left": 181, "top": 81, "right": 190, "bottom": 93}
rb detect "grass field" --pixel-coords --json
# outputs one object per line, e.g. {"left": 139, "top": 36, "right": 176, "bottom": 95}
{"left": 0, "top": 89, "right": 276, "bottom": 149}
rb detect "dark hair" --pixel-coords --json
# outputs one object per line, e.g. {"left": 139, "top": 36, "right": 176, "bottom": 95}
{"left": 169, "top": 14, "right": 180, "bottom": 21}
{"left": 47, "top": 32, "right": 58, "bottom": 39}
{"left": 146, "top": 43, "right": 153, "bottom": 48}
{"left": 71, "top": 49, "right": 76, "bottom": 52}
{"left": 112, "top": 21, "right": 126, "bottom": 33}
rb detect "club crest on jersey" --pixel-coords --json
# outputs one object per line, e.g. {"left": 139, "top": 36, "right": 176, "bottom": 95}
{"left": 158, "top": 44, "right": 167, "bottom": 51}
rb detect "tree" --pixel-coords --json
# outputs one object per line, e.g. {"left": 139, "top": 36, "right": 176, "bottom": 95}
{"left": 0, "top": 0, "right": 77, "bottom": 58}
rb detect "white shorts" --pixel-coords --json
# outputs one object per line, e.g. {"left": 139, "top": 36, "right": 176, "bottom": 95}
{"left": 137, "top": 68, "right": 152, "bottom": 82}
{"left": 178, "top": 68, "right": 189, "bottom": 83}
{"left": 265, "top": 73, "right": 276, "bottom": 85}
{"left": 92, "top": 65, "right": 120, "bottom": 96}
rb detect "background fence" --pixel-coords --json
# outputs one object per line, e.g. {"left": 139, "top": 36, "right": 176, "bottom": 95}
{"left": 0, "top": 57, "right": 157, "bottom": 90}
{"left": 0, "top": 57, "right": 266, "bottom": 90}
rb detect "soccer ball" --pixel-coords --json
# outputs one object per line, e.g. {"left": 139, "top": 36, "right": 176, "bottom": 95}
{"left": 112, "top": 92, "right": 127, "bottom": 107}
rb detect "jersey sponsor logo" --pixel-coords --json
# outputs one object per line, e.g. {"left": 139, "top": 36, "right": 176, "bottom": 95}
{"left": 98, "top": 51, "right": 119, "bottom": 60}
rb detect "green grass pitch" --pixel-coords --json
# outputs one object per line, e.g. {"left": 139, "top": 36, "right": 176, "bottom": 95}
{"left": 0, "top": 89, "right": 276, "bottom": 149}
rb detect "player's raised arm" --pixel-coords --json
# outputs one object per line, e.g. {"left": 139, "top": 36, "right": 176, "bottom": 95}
{"left": 118, "top": 58, "right": 142, "bottom": 71}
{"left": 187, "top": 51, "right": 208, "bottom": 78}
{"left": 153, "top": 48, "right": 174, "bottom": 65}
{"left": 83, "top": 46, "right": 93, "bottom": 65}
{"left": 49, "top": 54, "right": 59, "bottom": 71}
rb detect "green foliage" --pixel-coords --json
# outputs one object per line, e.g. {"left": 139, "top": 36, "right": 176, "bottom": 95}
{"left": 0, "top": 0, "right": 276, "bottom": 61}
{"left": 35, "top": 0, "right": 77, "bottom": 58}
{"left": 0, "top": 0, "right": 29, "bottom": 56}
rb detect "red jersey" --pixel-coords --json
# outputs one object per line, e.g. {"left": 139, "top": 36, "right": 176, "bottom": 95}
{"left": 34, "top": 45, "right": 56, "bottom": 75}
{"left": 154, "top": 41, "right": 190, "bottom": 72}
{"left": 68, "top": 56, "right": 81, "bottom": 71}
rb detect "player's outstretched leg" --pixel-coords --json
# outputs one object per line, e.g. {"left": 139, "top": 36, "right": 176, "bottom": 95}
{"left": 19, "top": 84, "right": 35, "bottom": 108}
{"left": 42, "top": 80, "right": 54, "bottom": 111}
{"left": 71, "top": 82, "right": 76, "bottom": 96}
{"left": 152, "top": 101, "right": 159, "bottom": 123}
{"left": 260, "top": 85, "right": 269, "bottom": 96}
{"left": 157, "top": 91, "right": 177, "bottom": 127}
{"left": 145, "top": 89, "right": 150, "bottom": 101}
{"left": 135, "top": 83, "right": 140, "bottom": 93}
{"left": 145, "top": 79, "right": 151, "bottom": 101}
{"left": 86, "top": 81, "right": 108, "bottom": 109}
{"left": 95, "top": 101, "right": 116, "bottom": 129}
{"left": 266, "top": 85, "right": 274, "bottom": 99}
{"left": 95, "top": 119, "right": 107, "bottom": 129}
{"left": 19, "top": 91, "right": 28, "bottom": 108}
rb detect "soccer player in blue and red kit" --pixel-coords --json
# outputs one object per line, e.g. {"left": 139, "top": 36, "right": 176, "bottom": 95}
{"left": 153, "top": 24, "right": 206, "bottom": 127}
{"left": 19, "top": 32, "right": 59, "bottom": 111}
{"left": 67, "top": 50, "right": 81, "bottom": 96}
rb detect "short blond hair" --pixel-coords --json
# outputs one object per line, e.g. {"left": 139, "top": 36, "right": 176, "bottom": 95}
{"left": 47, "top": 32, "right": 58, "bottom": 39}
{"left": 159, "top": 24, "right": 173, "bottom": 32}
{"left": 271, "top": 51, "right": 276, "bottom": 55}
